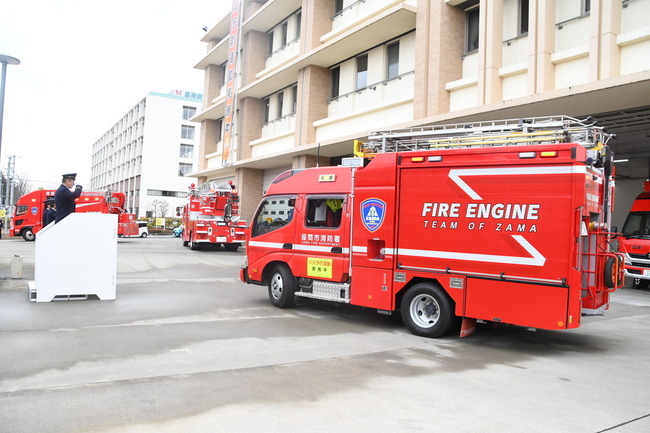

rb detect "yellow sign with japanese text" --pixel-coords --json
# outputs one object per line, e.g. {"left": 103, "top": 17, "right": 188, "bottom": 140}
{"left": 307, "top": 257, "right": 333, "bottom": 279}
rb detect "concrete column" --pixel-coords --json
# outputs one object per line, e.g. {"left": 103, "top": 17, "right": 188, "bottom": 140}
{"left": 483, "top": 0, "right": 504, "bottom": 104}
{"left": 293, "top": 154, "right": 329, "bottom": 169}
{"left": 241, "top": 30, "right": 268, "bottom": 87}
{"left": 198, "top": 119, "right": 220, "bottom": 170}
{"left": 600, "top": 0, "right": 621, "bottom": 80}
{"left": 295, "top": 65, "right": 330, "bottom": 147}
{"left": 235, "top": 167, "right": 263, "bottom": 222}
{"left": 302, "top": 0, "right": 334, "bottom": 52}
{"left": 237, "top": 97, "right": 265, "bottom": 161}
{"left": 413, "top": 0, "right": 464, "bottom": 118}
{"left": 203, "top": 64, "right": 224, "bottom": 107}
{"left": 535, "top": 0, "right": 555, "bottom": 93}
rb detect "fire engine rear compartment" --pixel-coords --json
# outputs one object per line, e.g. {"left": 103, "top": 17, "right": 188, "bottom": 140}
{"left": 349, "top": 145, "right": 584, "bottom": 331}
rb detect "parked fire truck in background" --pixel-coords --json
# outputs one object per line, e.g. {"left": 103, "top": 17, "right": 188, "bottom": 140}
{"left": 618, "top": 180, "right": 650, "bottom": 289}
{"left": 241, "top": 116, "right": 624, "bottom": 338}
{"left": 180, "top": 181, "right": 247, "bottom": 251}
{"left": 12, "top": 190, "right": 138, "bottom": 241}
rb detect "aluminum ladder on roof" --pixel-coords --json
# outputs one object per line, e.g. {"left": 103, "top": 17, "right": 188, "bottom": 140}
{"left": 361, "top": 115, "right": 613, "bottom": 156}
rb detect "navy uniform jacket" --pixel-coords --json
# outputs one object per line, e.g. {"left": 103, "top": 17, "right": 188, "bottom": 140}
{"left": 54, "top": 184, "right": 82, "bottom": 223}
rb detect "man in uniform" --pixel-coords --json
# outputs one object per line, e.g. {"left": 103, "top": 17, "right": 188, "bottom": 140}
{"left": 55, "top": 173, "right": 83, "bottom": 223}
{"left": 43, "top": 197, "right": 56, "bottom": 226}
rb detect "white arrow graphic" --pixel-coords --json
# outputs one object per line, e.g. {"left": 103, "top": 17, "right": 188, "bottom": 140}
{"left": 413, "top": 166, "right": 583, "bottom": 267}
{"left": 400, "top": 235, "right": 546, "bottom": 266}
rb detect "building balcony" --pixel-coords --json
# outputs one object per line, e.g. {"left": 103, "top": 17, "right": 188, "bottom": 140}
{"left": 315, "top": 71, "right": 414, "bottom": 142}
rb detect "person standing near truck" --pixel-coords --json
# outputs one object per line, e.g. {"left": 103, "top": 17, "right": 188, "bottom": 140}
{"left": 55, "top": 173, "right": 83, "bottom": 223}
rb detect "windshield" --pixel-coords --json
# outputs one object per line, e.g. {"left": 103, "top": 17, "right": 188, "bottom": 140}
{"left": 622, "top": 211, "right": 650, "bottom": 238}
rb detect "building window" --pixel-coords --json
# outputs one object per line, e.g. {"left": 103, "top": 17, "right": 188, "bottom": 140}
{"left": 281, "top": 21, "right": 288, "bottom": 46}
{"left": 335, "top": 0, "right": 344, "bottom": 14}
{"left": 582, "top": 0, "right": 591, "bottom": 14}
{"left": 181, "top": 125, "right": 195, "bottom": 140}
{"left": 263, "top": 97, "right": 270, "bottom": 123}
{"left": 331, "top": 67, "right": 340, "bottom": 98}
{"left": 466, "top": 7, "right": 480, "bottom": 53}
{"left": 387, "top": 42, "right": 399, "bottom": 79}
{"left": 292, "top": 84, "right": 298, "bottom": 113}
{"left": 277, "top": 92, "right": 284, "bottom": 118}
{"left": 296, "top": 11, "right": 302, "bottom": 38}
{"left": 178, "top": 163, "right": 193, "bottom": 177}
{"left": 356, "top": 54, "right": 368, "bottom": 89}
{"left": 180, "top": 144, "right": 194, "bottom": 159}
{"left": 182, "top": 106, "right": 196, "bottom": 120}
{"left": 519, "top": 0, "right": 529, "bottom": 35}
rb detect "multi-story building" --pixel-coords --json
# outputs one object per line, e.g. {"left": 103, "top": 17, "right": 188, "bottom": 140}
{"left": 90, "top": 90, "right": 202, "bottom": 218}
{"left": 191, "top": 0, "right": 650, "bottom": 227}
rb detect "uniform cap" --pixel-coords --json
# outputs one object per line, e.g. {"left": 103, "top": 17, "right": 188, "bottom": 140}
{"left": 62, "top": 173, "right": 77, "bottom": 180}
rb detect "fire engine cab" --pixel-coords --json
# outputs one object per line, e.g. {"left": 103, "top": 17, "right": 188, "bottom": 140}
{"left": 618, "top": 180, "right": 650, "bottom": 289}
{"left": 241, "top": 116, "right": 624, "bottom": 338}
{"left": 180, "top": 181, "right": 247, "bottom": 251}
{"left": 12, "top": 190, "right": 138, "bottom": 241}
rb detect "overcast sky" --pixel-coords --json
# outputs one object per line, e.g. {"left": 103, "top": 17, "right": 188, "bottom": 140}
{"left": 0, "top": 0, "right": 230, "bottom": 191}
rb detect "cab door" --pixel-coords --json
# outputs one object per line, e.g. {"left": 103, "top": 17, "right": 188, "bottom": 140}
{"left": 245, "top": 195, "right": 297, "bottom": 283}
{"left": 291, "top": 194, "right": 350, "bottom": 282}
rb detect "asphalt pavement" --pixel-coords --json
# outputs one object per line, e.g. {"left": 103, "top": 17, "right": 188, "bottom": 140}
{"left": 0, "top": 235, "right": 649, "bottom": 433}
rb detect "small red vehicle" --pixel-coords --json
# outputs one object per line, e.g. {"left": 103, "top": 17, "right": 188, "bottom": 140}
{"left": 12, "top": 190, "right": 138, "bottom": 241}
{"left": 241, "top": 116, "right": 624, "bottom": 338}
{"left": 180, "top": 181, "right": 247, "bottom": 251}
{"left": 618, "top": 180, "right": 650, "bottom": 289}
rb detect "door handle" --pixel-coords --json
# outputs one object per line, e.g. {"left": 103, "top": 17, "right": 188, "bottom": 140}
{"left": 331, "top": 247, "right": 343, "bottom": 254}
{"left": 283, "top": 243, "right": 293, "bottom": 249}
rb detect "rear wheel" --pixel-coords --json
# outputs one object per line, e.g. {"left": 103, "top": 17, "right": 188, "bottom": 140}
{"left": 22, "top": 228, "right": 35, "bottom": 242}
{"left": 189, "top": 233, "right": 200, "bottom": 250}
{"left": 224, "top": 243, "right": 239, "bottom": 252}
{"left": 401, "top": 283, "right": 455, "bottom": 338}
{"left": 267, "top": 265, "right": 295, "bottom": 308}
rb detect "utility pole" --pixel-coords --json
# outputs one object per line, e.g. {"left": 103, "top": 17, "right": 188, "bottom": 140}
{"left": 6, "top": 155, "right": 15, "bottom": 218}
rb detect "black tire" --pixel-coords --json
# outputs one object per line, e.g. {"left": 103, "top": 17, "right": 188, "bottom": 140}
{"left": 267, "top": 265, "right": 296, "bottom": 308}
{"left": 224, "top": 243, "right": 239, "bottom": 252}
{"left": 604, "top": 257, "right": 616, "bottom": 289}
{"left": 189, "top": 233, "right": 200, "bottom": 250}
{"left": 633, "top": 278, "right": 650, "bottom": 290}
{"left": 401, "top": 283, "right": 455, "bottom": 338}
{"left": 141, "top": 232, "right": 148, "bottom": 238}
{"left": 22, "top": 228, "right": 35, "bottom": 242}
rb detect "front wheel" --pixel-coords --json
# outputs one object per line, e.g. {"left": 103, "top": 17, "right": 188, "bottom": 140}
{"left": 22, "top": 228, "right": 35, "bottom": 242}
{"left": 401, "top": 283, "right": 455, "bottom": 338}
{"left": 267, "top": 265, "right": 296, "bottom": 308}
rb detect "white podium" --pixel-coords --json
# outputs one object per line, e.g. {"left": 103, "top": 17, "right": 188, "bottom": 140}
{"left": 30, "top": 213, "right": 117, "bottom": 302}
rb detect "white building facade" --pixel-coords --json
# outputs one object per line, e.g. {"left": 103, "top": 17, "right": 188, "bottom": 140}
{"left": 90, "top": 90, "right": 202, "bottom": 218}
{"left": 192, "top": 0, "right": 650, "bottom": 226}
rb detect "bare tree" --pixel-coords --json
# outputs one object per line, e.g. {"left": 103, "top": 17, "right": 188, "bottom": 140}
{"left": 1, "top": 171, "right": 31, "bottom": 206}
{"left": 148, "top": 199, "right": 170, "bottom": 218}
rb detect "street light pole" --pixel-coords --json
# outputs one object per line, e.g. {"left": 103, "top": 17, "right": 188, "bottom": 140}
{"left": 0, "top": 54, "right": 20, "bottom": 234}
{"left": 0, "top": 54, "right": 20, "bottom": 165}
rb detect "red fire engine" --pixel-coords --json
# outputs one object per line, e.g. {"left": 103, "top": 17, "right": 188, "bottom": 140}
{"left": 240, "top": 116, "right": 624, "bottom": 338}
{"left": 618, "top": 180, "right": 650, "bottom": 289}
{"left": 180, "top": 181, "right": 247, "bottom": 251}
{"left": 12, "top": 190, "right": 138, "bottom": 241}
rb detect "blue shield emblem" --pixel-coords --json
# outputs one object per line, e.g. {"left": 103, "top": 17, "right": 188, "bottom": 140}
{"left": 361, "top": 199, "right": 386, "bottom": 232}
{"left": 31, "top": 207, "right": 38, "bottom": 215}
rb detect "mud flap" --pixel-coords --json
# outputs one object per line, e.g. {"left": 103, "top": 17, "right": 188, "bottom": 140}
{"left": 459, "top": 317, "right": 477, "bottom": 338}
